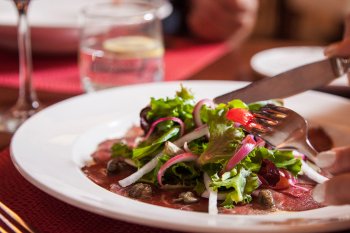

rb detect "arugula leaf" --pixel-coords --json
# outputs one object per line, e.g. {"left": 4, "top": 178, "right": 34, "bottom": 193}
{"left": 202, "top": 162, "right": 224, "bottom": 177}
{"left": 111, "top": 142, "right": 132, "bottom": 159}
{"left": 132, "top": 127, "right": 180, "bottom": 160}
{"left": 170, "top": 162, "right": 200, "bottom": 184}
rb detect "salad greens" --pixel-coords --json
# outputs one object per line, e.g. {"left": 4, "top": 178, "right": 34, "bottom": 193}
{"left": 112, "top": 86, "right": 302, "bottom": 209}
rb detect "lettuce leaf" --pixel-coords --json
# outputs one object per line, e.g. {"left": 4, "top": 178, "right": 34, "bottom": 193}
{"left": 146, "top": 86, "right": 195, "bottom": 132}
{"left": 198, "top": 108, "right": 244, "bottom": 164}
{"left": 241, "top": 147, "right": 302, "bottom": 176}
{"left": 211, "top": 167, "right": 259, "bottom": 208}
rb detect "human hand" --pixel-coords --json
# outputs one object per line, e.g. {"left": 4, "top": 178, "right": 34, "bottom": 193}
{"left": 187, "top": 0, "right": 258, "bottom": 42}
{"left": 324, "top": 14, "right": 350, "bottom": 84}
{"left": 315, "top": 14, "right": 350, "bottom": 205}
{"left": 313, "top": 147, "right": 350, "bottom": 205}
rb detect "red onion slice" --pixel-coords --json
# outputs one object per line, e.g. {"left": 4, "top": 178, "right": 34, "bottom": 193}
{"left": 256, "top": 136, "right": 266, "bottom": 147}
{"left": 193, "top": 99, "right": 215, "bottom": 127}
{"left": 143, "top": 117, "right": 185, "bottom": 141}
{"left": 157, "top": 152, "right": 197, "bottom": 186}
{"left": 225, "top": 134, "right": 257, "bottom": 171}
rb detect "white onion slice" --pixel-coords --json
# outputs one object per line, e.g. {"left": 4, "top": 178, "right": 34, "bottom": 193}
{"left": 204, "top": 173, "right": 218, "bottom": 215}
{"left": 301, "top": 160, "right": 329, "bottom": 184}
{"left": 201, "top": 190, "right": 226, "bottom": 201}
{"left": 124, "top": 158, "right": 137, "bottom": 167}
{"left": 119, "top": 153, "right": 162, "bottom": 187}
{"left": 174, "top": 124, "right": 209, "bottom": 147}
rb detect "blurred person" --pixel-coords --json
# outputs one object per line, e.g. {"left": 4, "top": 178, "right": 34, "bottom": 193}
{"left": 285, "top": 0, "right": 350, "bottom": 42}
{"left": 163, "top": 0, "right": 259, "bottom": 43}
{"left": 312, "top": 14, "right": 350, "bottom": 205}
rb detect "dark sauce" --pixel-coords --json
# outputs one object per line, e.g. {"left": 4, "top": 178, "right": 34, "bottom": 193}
{"left": 81, "top": 127, "right": 329, "bottom": 214}
{"left": 82, "top": 163, "right": 322, "bottom": 214}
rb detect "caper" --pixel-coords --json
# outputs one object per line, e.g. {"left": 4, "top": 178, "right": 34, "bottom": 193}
{"left": 258, "top": 189, "right": 275, "bottom": 209}
{"left": 174, "top": 191, "right": 199, "bottom": 204}
{"left": 128, "top": 183, "right": 153, "bottom": 199}
{"left": 106, "top": 159, "right": 126, "bottom": 175}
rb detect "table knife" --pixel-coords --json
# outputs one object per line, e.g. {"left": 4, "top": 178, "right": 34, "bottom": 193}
{"left": 214, "top": 57, "right": 350, "bottom": 104}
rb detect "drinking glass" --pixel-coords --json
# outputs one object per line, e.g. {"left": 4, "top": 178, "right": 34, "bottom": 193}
{"left": 79, "top": 0, "right": 165, "bottom": 92}
{"left": 0, "top": 0, "right": 40, "bottom": 133}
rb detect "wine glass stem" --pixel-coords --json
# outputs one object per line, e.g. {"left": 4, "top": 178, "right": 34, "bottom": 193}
{"left": 16, "top": 2, "right": 39, "bottom": 111}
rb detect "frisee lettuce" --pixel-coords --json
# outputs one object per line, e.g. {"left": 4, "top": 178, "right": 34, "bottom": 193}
{"left": 147, "top": 85, "right": 195, "bottom": 132}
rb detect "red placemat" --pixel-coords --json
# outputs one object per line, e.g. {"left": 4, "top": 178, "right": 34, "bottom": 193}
{"left": 0, "top": 40, "right": 229, "bottom": 95}
{"left": 0, "top": 148, "right": 185, "bottom": 233}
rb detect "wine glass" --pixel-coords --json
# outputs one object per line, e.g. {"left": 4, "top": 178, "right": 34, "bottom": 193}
{"left": 0, "top": 0, "right": 41, "bottom": 133}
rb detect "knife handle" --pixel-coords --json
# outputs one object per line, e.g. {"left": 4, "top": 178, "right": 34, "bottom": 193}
{"left": 331, "top": 57, "right": 350, "bottom": 76}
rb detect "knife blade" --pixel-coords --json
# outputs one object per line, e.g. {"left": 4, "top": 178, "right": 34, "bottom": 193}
{"left": 214, "top": 57, "right": 350, "bottom": 104}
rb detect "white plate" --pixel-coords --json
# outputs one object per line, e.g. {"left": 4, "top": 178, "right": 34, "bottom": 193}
{"left": 251, "top": 46, "right": 349, "bottom": 86}
{"left": 0, "top": 0, "right": 172, "bottom": 53}
{"left": 11, "top": 81, "right": 350, "bottom": 233}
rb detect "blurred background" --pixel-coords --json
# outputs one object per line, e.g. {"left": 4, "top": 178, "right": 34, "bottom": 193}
{"left": 253, "top": 0, "right": 349, "bottom": 44}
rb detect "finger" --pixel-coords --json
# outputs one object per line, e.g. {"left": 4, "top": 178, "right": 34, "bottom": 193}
{"left": 324, "top": 14, "right": 350, "bottom": 57}
{"left": 344, "top": 14, "right": 350, "bottom": 38}
{"left": 316, "top": 146, "right": 350, "bottom": 175}
{"left": 313, "top": 173, "right": 350, "bottom": 205}
{"left": 324, "top": 39, "right": 350, "bottom": 57}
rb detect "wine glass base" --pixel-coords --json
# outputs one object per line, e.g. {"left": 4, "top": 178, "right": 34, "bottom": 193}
{"left": 0, "top": 106, "right": 41, "bottom": 133}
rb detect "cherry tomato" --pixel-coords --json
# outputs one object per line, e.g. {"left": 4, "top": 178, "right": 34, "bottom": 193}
{"left": 226, "top": 108, "right": 254, "bottom": 127}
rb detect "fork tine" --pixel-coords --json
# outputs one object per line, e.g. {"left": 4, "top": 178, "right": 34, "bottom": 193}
{"left": 263, "top": 104, "right": 289, "bottom": 113}
{"left": 253, "top": 105, "right": 318, "bottom": 162}
{"left": 0, "top": 202, "right": 35, "bottom": 233}
{"left": 259, "top": 108, "right": 288, "bottom": 119}
{"left": 254, "top": 116, "right": 279, "bottom": 126}
{"left": 0, "top": 213, "right": 22, "bottom": 233}
{"left": 0, "top": 225, "right": 10, "bottom": 233}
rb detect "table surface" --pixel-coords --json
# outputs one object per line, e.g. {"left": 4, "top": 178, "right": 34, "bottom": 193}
{"left": 0, "top": 37, "right": 349, "bottom": 233}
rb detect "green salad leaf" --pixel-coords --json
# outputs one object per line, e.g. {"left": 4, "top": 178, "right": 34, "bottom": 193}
{"left": 132, "top": 127, "right": 180, "bottom": 160}
{"left": 198, "top": 108, "right": 245, "bottom": 165}
{"left": 111, "top": 142, "right": 132, "bottom": 159}
{"left": 211, "top": 167, "right": 259, "bottom": 208}
{"left": 146, "top": 85, "right": 195, "bottom": 132}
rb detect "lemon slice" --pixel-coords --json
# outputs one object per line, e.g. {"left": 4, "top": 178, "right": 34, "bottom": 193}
{"left": 103, "top": 36, "right": 164, "bottom": 58}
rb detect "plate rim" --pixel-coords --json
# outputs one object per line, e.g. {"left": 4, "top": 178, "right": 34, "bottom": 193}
{"left": 250, "top": 46, "right": 325, "bottom": 77}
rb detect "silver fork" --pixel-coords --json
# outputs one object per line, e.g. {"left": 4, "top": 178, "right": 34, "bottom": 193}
{"left": 251, "top": 104, "right": 317, "bottom": 162}
{"left": 0, "top": 201, "right": 36, "bottom": 233}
